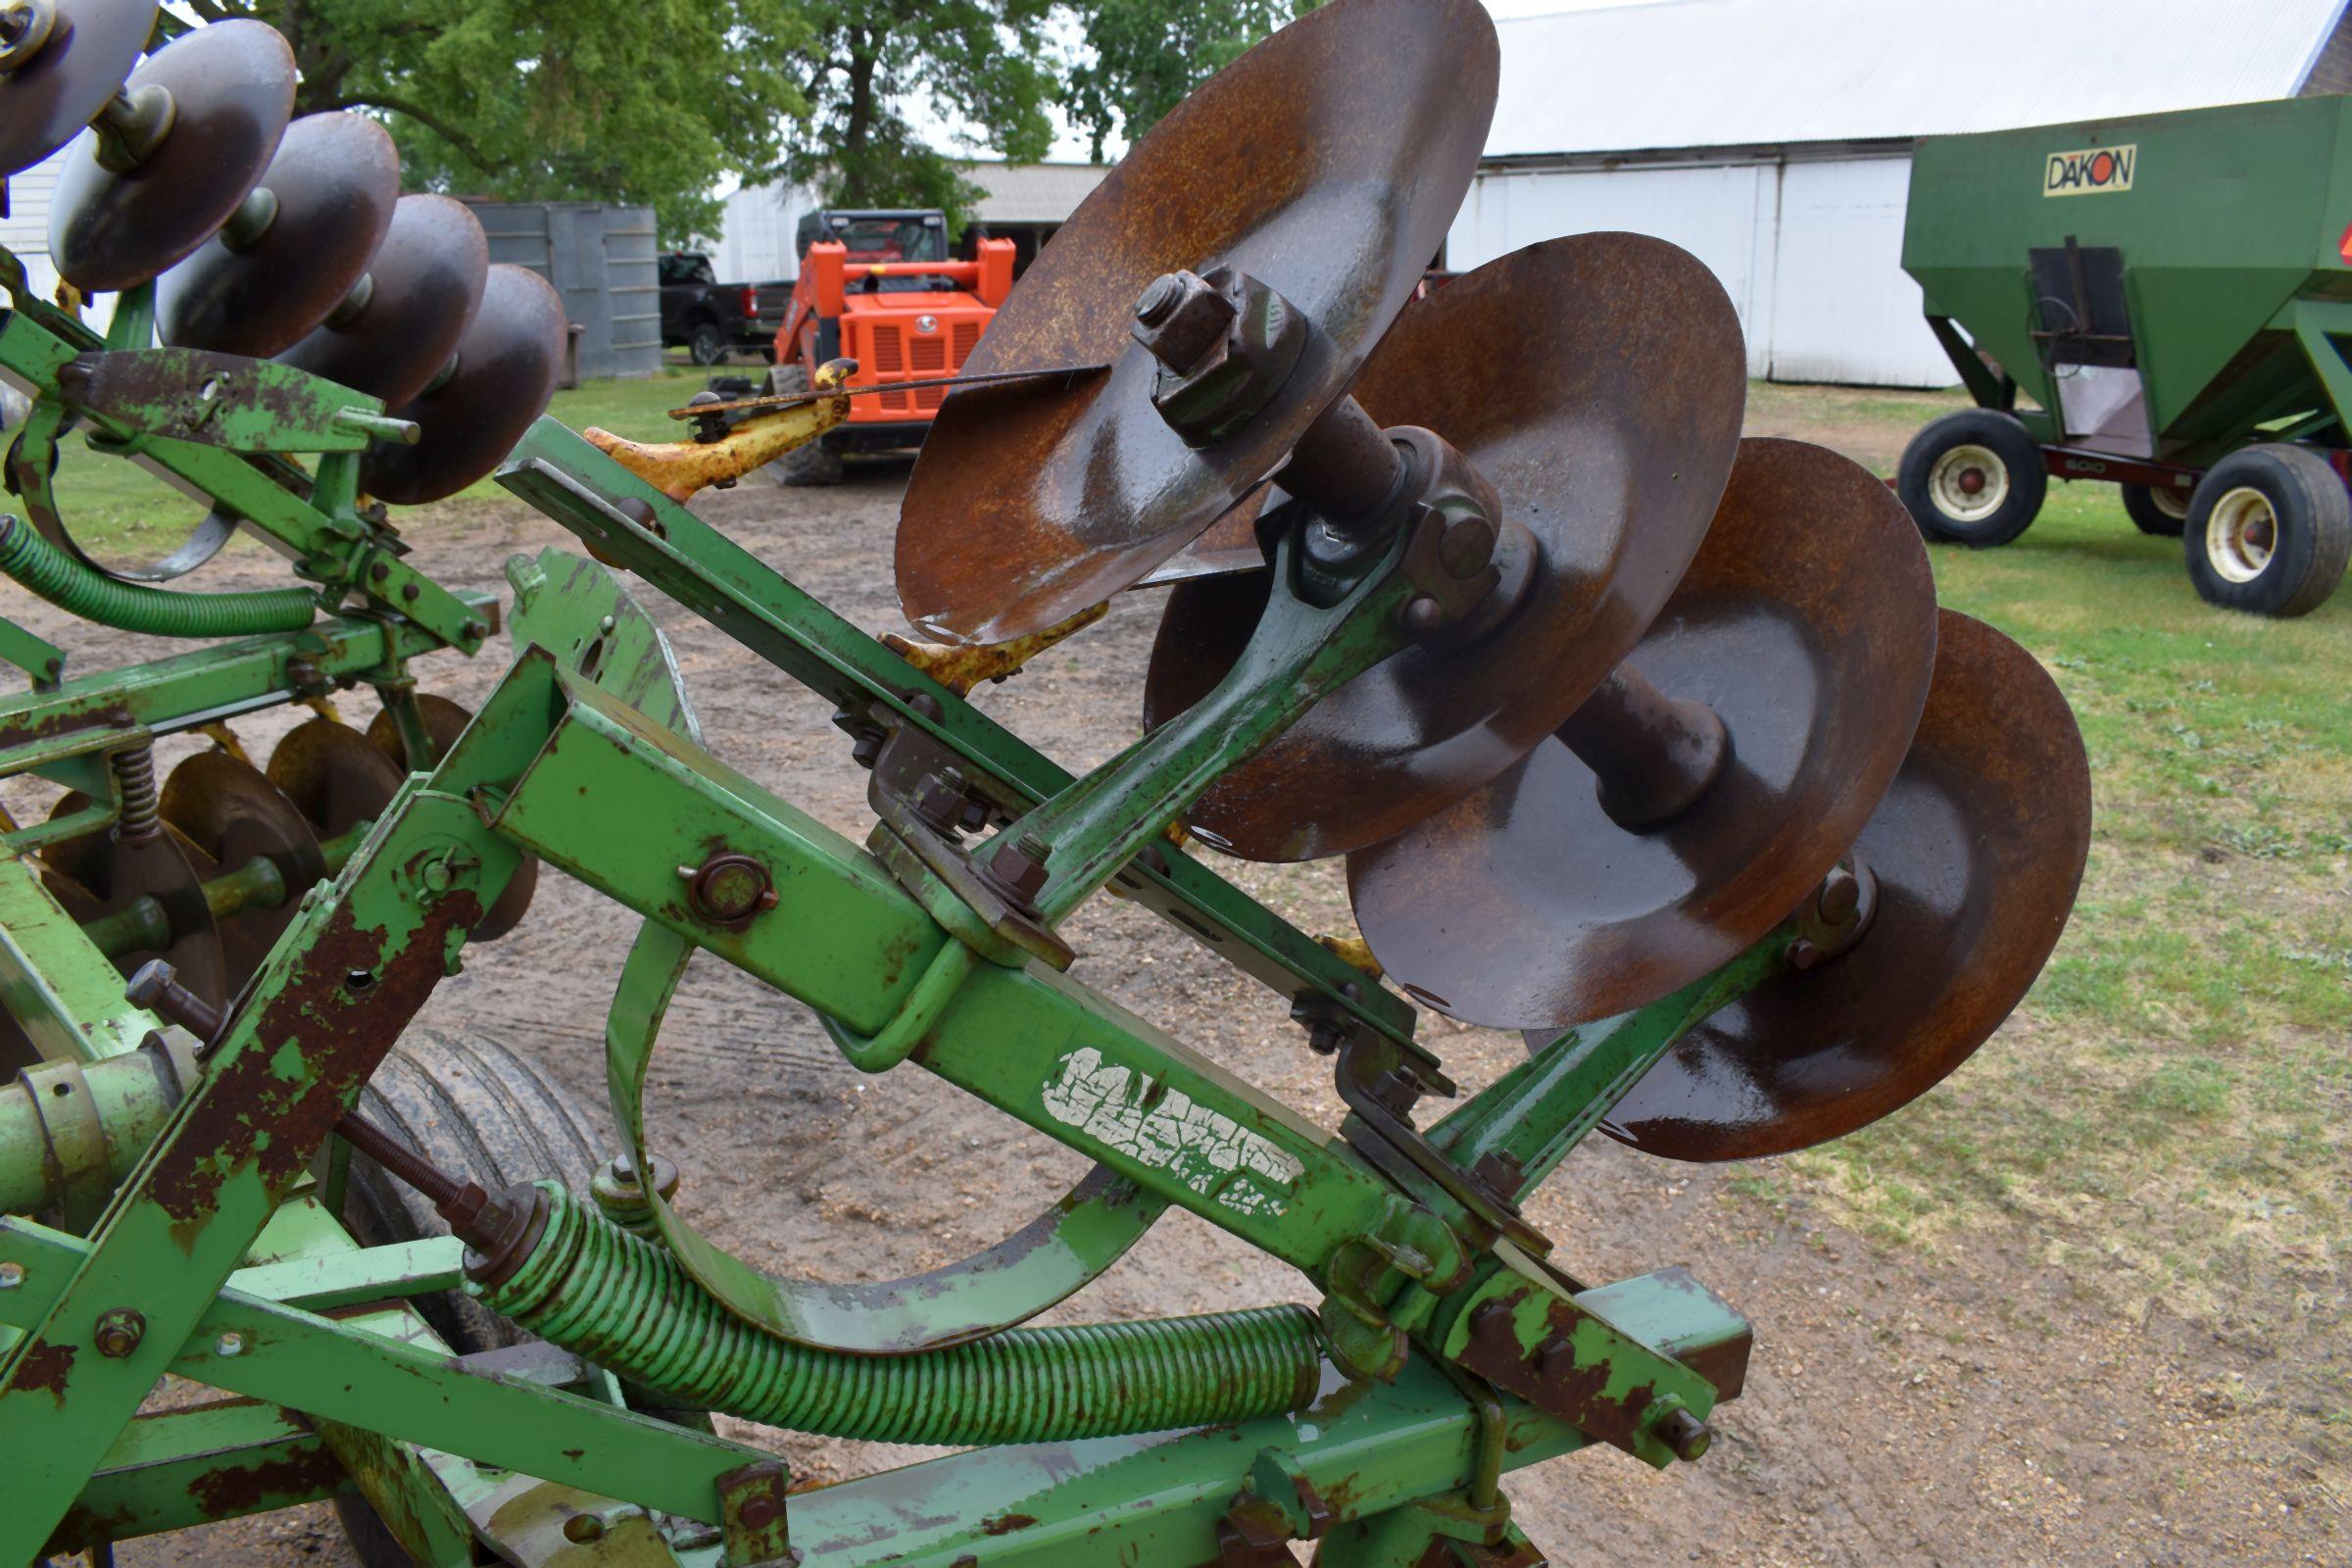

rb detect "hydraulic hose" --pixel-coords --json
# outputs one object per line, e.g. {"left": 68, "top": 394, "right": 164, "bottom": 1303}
{"left": 470, "top": 1183, "right": 1325, "bottom": 1446}
{"left": 0, "top": 514, "right": 316, "bottom": 637}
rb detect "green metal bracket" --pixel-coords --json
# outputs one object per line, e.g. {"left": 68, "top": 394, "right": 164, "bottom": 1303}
{"left": 0, "top": 613, "right": 65, "bottom": 690}
{"left": 495, "top": 426, "right": 1427, "bottom": 1059}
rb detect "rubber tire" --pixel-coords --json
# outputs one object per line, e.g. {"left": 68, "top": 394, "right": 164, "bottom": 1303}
{"left": 765, "top": 364, "right": 845, "bottom": 486}
{"left": 2181, "top": 445, "right": 2352, "bottom": 617}
{"left": 2123, "top": 480, "right": 2191, "bottom": 538}
{"left": 1897, "top": 409, "right": 2049, "bottom": 547}
{"left": 332, "top": 1030, "right": 613, "bottom": 1566}
{"left": 686, "top": 318, "right": 729, "bottom": 367}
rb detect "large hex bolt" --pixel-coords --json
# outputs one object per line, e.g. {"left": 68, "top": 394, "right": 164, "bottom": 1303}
{"left": 1131, "top": 270, "right": 1238, "bottom": 375}
{"left": 979, "top": 833, "right": 1053, "bottom": 912}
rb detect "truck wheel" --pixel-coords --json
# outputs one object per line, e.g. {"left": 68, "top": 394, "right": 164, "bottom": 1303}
{"left": 1897, "top": 410, "right": 2048, "bottom": 547}
{"left": 332, "top": 1029, "right": 617, "bottom": 1566}
{"left": 2122, "top": 480, "right": 2191, "bottom": 537}
{"left": 2182, "top": 445, "right": 2352, "bottom": 617}
{"left": 765, "top": 364, "right": 845, "bottom": 486}
{"left": 687, "top": 318, "right": 729, "bottom": 367}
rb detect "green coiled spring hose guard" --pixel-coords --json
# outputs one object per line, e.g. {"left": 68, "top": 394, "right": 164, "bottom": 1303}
{"left": 0, "top": 513, "right": 317, "bottom": 637}
{"left": 470, "top": 1183, "right": 1327, "bottom": 1446}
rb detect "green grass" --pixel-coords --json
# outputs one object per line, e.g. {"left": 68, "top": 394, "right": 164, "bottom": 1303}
{"left": 27, "top": 368, "right": 711, "bottom": 561}
{"left": 1759, "top": 478, "right": 2352, "bottom": 1333}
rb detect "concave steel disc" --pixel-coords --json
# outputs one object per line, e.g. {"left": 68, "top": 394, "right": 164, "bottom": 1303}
{"left": 365, "top": 695, "right": 538, "bottom": 941}
{"left": 0, "top": 0, "right": 157, "bottom": 177}
{"left": 266, "top": 715, "right": 404, "bottom": 840}
{"left": 278, "top": 194, "right": 488, "bottom": 407}
{"left": 1141, "top": 232, "right": 1748, "bottom": 861}
{"left": 40, "top": 799, "right": 229, "bottom": 1008}
{"left": 48, "top": 18, "right": 295, "bottom": 291}
{"left": 159, "top": 749, "right": 325, "bottom": 989}
{"left": 157, "top": 112, "right": 400, "bottom": 357}
{"left": 359, "top": 263, "right": 565, "bottom": 506}
{"left": 1574, "top": 609, "right": 2092, "bottom": 1163}
{"left": 894, "top": 0, "right": 1499, "bottom": 646}
{"left": 1347, "top": 438, "right": 1937, "bottom": 1029}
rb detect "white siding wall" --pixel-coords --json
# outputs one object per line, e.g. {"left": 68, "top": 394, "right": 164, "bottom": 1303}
{"left": 1, "top": 146, "right": 68, "bottom": 306}
{"left": 1448, "top": 154, "right": 1955, "bottom": 387}
{"left": 706, "top": 181, "right": 820, "bottom": 283}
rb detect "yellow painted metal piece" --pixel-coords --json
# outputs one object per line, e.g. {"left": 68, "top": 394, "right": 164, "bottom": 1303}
{"left": 198, "top": 721, "right": 252, "bottom": 766}
{"left": 1315, "top": 932, "right": 1385, "bottom": 981}
{"left": 881, "top": 602, "right": 1110, "bottom": 697}
{"left": 300, "top": 695, "right": 344, "bottom": 725}
{"left": 584, "top": 362, "right": 854, "bottom": 504}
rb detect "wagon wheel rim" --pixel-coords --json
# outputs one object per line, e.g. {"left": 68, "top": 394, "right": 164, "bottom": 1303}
{"left": 1928, "top": 443, "right": 2010, "bottom": 523}
{"left": 2206, "top": 486, "right": 2278, "bottom": 583}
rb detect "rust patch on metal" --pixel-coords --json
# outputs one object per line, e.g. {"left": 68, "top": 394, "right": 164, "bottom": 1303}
{"left": 143, "top": 890, "right": 483, "bottom": 1247}
{"left": 981, "top": 1512, "right": 1039, "bottom": 1536}
{"left": 15, "top": 1341, "right": 77, "bottom": 1404}
{"left": 184, "top": 1445, "right": 349, "bottom": 1516}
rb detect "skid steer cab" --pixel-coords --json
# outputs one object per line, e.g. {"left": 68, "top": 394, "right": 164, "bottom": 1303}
{"left": 763, "top": 209, "right": 1014, "bottom": 483}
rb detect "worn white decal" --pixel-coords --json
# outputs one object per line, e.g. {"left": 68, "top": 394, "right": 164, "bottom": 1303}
{"left": 1041, "top": 1047, "right": 1303, "bottom": 1218}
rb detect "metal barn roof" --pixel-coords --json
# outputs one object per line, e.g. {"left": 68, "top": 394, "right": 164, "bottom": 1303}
{"left": 1487, "top": 0, "right": 2352, "bottom": 159}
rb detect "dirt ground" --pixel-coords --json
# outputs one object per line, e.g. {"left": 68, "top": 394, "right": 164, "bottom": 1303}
{"left": 14, "top": 405, "right": 2341, "bottom": 1567}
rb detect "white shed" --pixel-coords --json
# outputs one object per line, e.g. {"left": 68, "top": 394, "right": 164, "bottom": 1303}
{"left": 704, "top": 160, "right": 1109, "bottom": 283}
{"left": 1459, "top": 0, "right": 2352, "bottom": 385}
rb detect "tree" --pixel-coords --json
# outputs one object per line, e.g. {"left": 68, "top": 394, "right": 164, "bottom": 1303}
{"left": 180, "top": 0, "right": 812, "bottom": 241}
{"left": 778, "top": 0, "right": 1059, "bottom": 231}
{"left": 1063, "top": 0, "right": 1316, "bottom": 162}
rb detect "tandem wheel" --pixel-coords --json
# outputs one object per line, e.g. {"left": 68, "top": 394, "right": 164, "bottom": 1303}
{"left": 1896, "top": 409, "right": 2048, "bottom": 547}
{"left": 2182, "top": 445, "right": 2352, "bottom": 618}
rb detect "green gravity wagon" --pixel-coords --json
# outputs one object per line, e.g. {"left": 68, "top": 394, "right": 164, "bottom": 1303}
{"left": 1898, "top": 94, "right": 2352, "bottom": 615}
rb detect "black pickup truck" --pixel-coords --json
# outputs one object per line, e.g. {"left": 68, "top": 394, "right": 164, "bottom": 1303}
{"left": 658, "top": 251, "right": 775, "bottom": 366}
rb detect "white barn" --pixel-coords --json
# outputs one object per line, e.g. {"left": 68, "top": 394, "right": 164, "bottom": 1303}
{"left": 1458, "top": 0, "right": 2352, "bottom": 385}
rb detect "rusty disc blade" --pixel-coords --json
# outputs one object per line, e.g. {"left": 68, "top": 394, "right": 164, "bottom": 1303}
{"left": 1573, "top": 609, "right": 2092, "bottom": 1163}
{"left": 1347, "top": 438, "right": 1936, "bottom": 1028}
{"left": 359, "top": 263, "right": 565, "bottom": 506}
{"left": 1142, "top": 231, "right": 1748, "bottom": 861}
{"left": 266, "top": 715, "right": 404, "bottom": 840}
{"left": 894, "top": 0, "right": 1498, "bottom": 646}
{"left": 40, "top": 797, "right": 229, "bottom": 1007}
{"left": 1136, "top": 490, "right": 1273, "bottom": 587}
{"left": 157, "top": 111, "right": 399, "bottom": 357}
{"left": 278, "top": 194, "right": 488, "bottom": 407}
{"left": 159, "top": 749, "right": 325, "bottom": 989}
{"left": 48, "top": 18, "right": 294, "bottom": 291}
{"left": 365, "top": 694, "right": 538, "bottom": 941}
{"left": 0, "top": 0, "right": 157, "bottom": 177}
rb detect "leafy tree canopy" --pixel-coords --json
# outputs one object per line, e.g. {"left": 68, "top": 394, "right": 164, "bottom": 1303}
{"left": 779, "top": 0, "right": 1059, "bottom": 234}
{"left": 184, "top": 0, "right": 811, "bottom": 240}
{"left": 1063, "top": 0, "right": 1316, "bottom": 162}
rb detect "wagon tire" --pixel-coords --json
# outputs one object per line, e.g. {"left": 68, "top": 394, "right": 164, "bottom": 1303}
{"left": 2122, "top": 480, "right": 2191, "bottom": 538}
{"left": 2182, "top": 445, "right": 2352, "bottom": 617}
{"left": 686, "top": 318, "right": 729, "bottom": 367}
{"left": 1897, "top": 410, "right": 2047, "bottom": 547}
{"left": 331, "top": 1030, "right": 617, "bottom": 1566}
{"left": 765, "top": 363, "right": 845, "bottom": 486}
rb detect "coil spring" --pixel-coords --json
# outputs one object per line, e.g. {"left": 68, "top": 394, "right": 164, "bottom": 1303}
{"left": 472, "top": 1183, "right": 1326, "bottom": 1446}
{"left": 109, "top": 744, "right": 159, "bottom": 842}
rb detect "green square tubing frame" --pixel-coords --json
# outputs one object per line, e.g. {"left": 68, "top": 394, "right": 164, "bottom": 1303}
{"left": 0, "top": 419, "right": 1802, "bottom": 1561}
